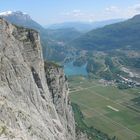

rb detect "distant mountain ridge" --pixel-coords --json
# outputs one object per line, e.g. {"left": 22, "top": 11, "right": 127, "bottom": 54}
{"left": 46, "top": 27, "right": 82, "bottom": 42}
{"left": 0, "top": 11, "right": 82, "bottom": 42}
{"left": 70, "top": 14, "right": 140, "bottom": 51}
{"left": 46, "top": 19, "right": 124, "bottom": 32}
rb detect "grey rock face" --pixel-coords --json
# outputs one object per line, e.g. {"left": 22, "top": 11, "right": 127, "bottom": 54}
{"left": 45, "top": 62, "right": 75, "bottom": 140}
{"left": 0, "top": 18, "right": 75, "bottom": 140}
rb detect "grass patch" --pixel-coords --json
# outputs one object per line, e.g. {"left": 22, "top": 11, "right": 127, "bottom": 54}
{"left": 72, "top": 103, "right": 117, "bottom": 140}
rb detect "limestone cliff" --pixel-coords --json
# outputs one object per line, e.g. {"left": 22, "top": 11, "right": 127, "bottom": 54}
{"left": 44, "top": 63, "right": 89, "bottom": 140}
{"left": 45, "top": 62, "right": 75, "bottom": 140}
{"left": 0, "top": 18, "right": 75, "bottom": 140}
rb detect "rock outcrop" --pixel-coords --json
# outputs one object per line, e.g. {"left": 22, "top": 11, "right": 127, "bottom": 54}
{"left": 0, "top": 18, "right": 75, "bottom": 140}
{"left": 45, "top": 62, "right": 75, "bottom": 140}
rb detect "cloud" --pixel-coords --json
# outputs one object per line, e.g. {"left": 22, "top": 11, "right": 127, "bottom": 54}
{"left": 105, "top": 6, "right": 120, "bottom": 13}
{"left": 62, "top": 9, "right": 84, "bottom": 17}
{"left": 104, "top": 4, "right": 140, "bottom": 19}
{"left": 121, "top": 4, "right": 140, "bottom": 18}
{"left": 131, "top": 4, "right": 140, "bottom": 12}
{"left": 61, "top": 9, "right": 96, "bottom": 22}
{"left": 60, "top": 4, "right": 140, "bottom": 23}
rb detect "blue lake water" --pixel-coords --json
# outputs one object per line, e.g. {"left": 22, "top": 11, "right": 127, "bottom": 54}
{"left": 64, "top": 62, "right": 87, "bottom": 76}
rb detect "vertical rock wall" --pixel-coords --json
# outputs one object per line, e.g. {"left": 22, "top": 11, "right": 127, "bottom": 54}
{"left": 0, "top": 18, "right": 76, "bottom": 140}
{"left": 45, "top": 62, "right": 75, "bottom": 140}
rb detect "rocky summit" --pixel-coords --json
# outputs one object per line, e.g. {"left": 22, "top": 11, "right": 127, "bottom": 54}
{"left": 0, "top": 18, "right": 77, "bottom": 140}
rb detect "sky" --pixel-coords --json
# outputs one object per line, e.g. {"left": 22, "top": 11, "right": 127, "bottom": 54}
{"left": 1, "top": 0, "right": 140, "bottom": 25}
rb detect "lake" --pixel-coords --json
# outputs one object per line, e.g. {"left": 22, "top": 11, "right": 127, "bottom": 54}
{"left": 64, "top": 62, "right": 87, "bottom": 76}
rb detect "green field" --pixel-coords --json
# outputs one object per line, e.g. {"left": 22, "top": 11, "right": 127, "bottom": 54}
{"left": 69, "top": 76, "right": 140, "bottom": 140}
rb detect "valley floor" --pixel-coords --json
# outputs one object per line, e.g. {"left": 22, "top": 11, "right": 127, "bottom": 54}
{"left": 69, "top": 76, "right": 140, "bottom": 140}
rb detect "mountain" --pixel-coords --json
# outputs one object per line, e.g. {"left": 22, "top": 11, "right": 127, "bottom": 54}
{"left": 0, "top": 11, "right": 44, "bottom": 31}
{"left": 0, "top": 17, "right": 77, "bottom": 140}
{"left": 0, "top": 11, "right": 83, "bottom": 62}
{"left": 71, "top": 15, "right": 140, "bottom": 51}
{"left": 0, "top": 11, "right": 82, "bottom": 42}
{"left": 46, "top": 28, "right": 82, "bottom": 42}
{"left": 0, "top": 11, "right": 125, "bottom": 63}
{"left": 43, "top": 27, "right": 82, "bottom": 62}
{"left": 69, "top": 15, "right": 140, "bottom": 84}
{"left": 46, "top": 19, "right": 124, "bottom": 32}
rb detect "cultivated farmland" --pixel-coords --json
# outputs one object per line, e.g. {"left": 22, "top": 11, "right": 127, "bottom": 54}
{"left": 69, "top": 76, "right": 140, "bottom": 140}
